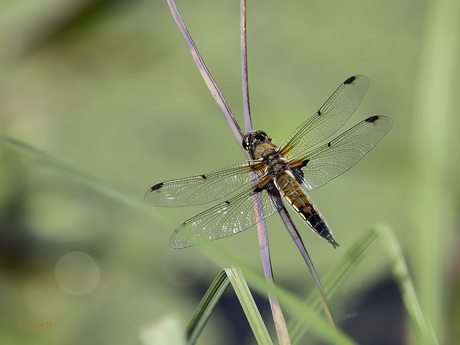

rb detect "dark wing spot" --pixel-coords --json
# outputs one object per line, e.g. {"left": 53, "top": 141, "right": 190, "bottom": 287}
{"left": 317, "top": 110, "right": 322, "bottom": 116}
{"left": 327, "top": 142, "right": 332, "bottom": 147}
{"left": 343, "top": 76, "right": 356, "bottom": 85}
{"left": 201, "top": 174, "right": 207, "bottom": 180}
{"left": 150, "top": 182, "right": 164, "bottom": 191}
{"left": 225, "top": 200, "right": 231, "bottom": 205}
{"left": 365, "top": 115, "right": 379, "bottom": 123}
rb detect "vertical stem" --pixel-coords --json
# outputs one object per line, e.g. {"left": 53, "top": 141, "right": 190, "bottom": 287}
{"left": 166, "top": 0, "right": 245, "bottom": 151}
{"left": 241, "top": 1, "right": 290, "bottom": 343}
{"left": 276, "top": 202, "right": 336, "bottom": 330}
{"left": 241, "top": 0, "right": 252, "bottom": 131}
{"left": 253, "top": 189, "right": 291, "bottom": 345}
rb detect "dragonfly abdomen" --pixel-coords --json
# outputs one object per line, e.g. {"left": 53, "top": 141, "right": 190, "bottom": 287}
{"left": 275, "top": 171, "right": 340, "bottom": 248}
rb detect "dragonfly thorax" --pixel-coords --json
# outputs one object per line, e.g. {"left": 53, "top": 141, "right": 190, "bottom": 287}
{"left": 243, "top": 130, "right": 278, "bottom": 160}
{"left": 264, "top": 152, "right": 289, "bottom": 178}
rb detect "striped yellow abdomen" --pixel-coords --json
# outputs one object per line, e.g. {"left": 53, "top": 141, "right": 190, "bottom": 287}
{"left": 275, "top": 171, "right": 339, "bottom": 248}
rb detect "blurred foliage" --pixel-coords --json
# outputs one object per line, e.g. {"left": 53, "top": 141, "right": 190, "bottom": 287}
{"left": 0, "top": 0, "right": 458, "bottom": 344}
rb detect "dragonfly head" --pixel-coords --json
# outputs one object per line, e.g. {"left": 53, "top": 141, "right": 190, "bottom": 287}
{"left": 242, "top": 130, "right": 271, "bottom": 153}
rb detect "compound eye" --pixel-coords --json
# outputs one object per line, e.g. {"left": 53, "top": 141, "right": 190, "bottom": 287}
{"left": 242, "top": 134, "right": 251, "bottom": 150}
{"left": 255, "top": 131, "right": 267, "bottom": 141}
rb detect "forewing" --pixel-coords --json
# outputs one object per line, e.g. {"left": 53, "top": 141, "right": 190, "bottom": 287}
{"left": 145, "top": 161, "right": 264, "bottom": 207}
{"left": 289, "top": 116, "right": 393, "bottom": 190}
{"left": 169, "top": 184, "right": 283, "bottom": 249}
{"left": 279, "top": 75, "right": 370, "bottom": 157}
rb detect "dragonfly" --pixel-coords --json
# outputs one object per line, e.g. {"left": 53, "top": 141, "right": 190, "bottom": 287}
{"left": 145, "top": 75, "right": 393, "bottom": 249}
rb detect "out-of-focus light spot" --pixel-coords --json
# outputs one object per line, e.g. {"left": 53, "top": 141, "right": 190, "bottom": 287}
{"left": 139, "top": 314, "right": 183, "bottom": 345}
{"left": 55, "top": 251, "right": 100, "bottom": 295}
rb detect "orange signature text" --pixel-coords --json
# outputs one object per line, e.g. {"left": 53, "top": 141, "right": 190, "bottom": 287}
{"left": 17, "top": 321, "right": 52, "bottom": 329}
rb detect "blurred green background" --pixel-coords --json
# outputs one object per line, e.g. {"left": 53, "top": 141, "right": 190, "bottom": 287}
{"left": 0, "top": 0, "right": 458, "bottom": 344}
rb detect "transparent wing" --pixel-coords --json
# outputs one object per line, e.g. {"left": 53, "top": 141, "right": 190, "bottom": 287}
{"left": 288, "top": 116, "right": 393, "bottom": 190}
{"left": 279, "top": 75, "right": 370, "bottom": 157}
{"left": 144, "top": 161, "right": 264, "bottom": 207}
{"left": 170, "top": 184, "right": 283, "bottom": 249}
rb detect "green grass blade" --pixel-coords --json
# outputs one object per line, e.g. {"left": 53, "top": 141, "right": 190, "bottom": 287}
{"left": 224, "top": 267, "right": 274, "bottom": 345}
{"left": 185, "top": 266, "right": 273, "bottom": 345}
{"left": 248, "top": 269, "right": 357, "bottom": 345}
{"left": 289, "top": 226, "right": 379, "bottom": 344}
{"left": 0, "top": 133, "right": 145, "bottom": 212}
{"left": 201, "top": 243, "right": 357, "bottom": 345}
{"left": 376, "top": 225, "right": 439, "bottom": 345}
{"left": 289, "top": 224, "right": 439, "bottom": 345}
{"left": 185, "top": 270, "right": 231, "bottom": 345}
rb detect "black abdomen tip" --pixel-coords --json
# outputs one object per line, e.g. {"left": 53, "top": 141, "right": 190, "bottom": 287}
{"left": 330, "top": 239, "right": 340, "bottom": 249}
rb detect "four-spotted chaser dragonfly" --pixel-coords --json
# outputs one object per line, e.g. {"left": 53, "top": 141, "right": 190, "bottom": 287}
{"left": 145, "top": 75, "right": 393, "bottom": 249}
